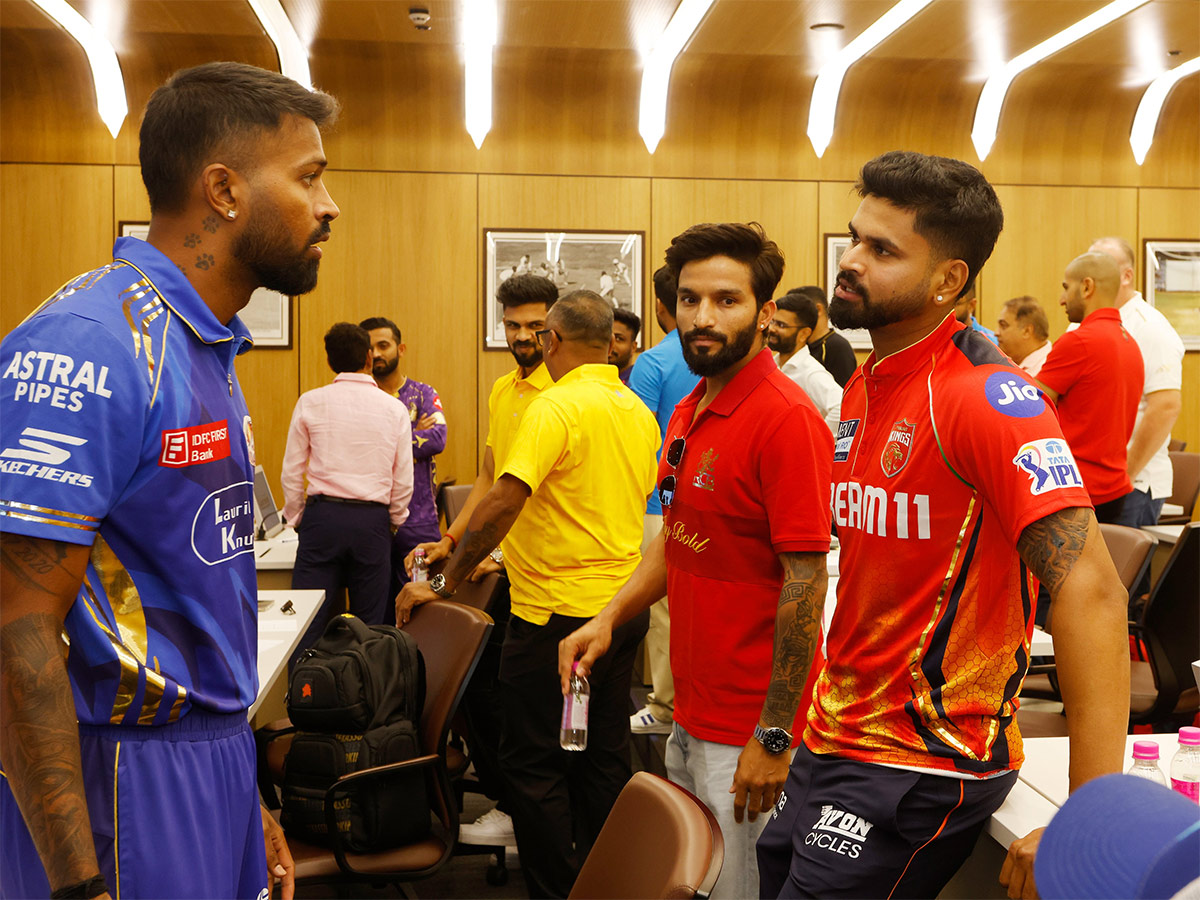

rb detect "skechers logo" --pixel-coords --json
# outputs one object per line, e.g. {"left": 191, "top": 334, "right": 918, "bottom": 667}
{"left": 986, "top": 372, "right": 1044, "bottom": 418}
{"left": 3, "top": 351, "right": 113, "bottom": 412}
{"left": 0, "top": 428, "right": 94, "bottom": 487}
{"left": 804, "top": 805, "right": 874, "bottom": 858}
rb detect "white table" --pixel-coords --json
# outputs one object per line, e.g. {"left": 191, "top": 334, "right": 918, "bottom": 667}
{"left": 1144, "top": 523, "right": 1185, "bottom": 545}
{"left": 250, "top": 589, "right": 323, "bottom": 720}
{"left": 1017, "top": 734, "right": 1182, "bottom": 808}
{"left": 255, "top": 529, "right": 298, "bottom": 589}
{"left": 1162, "top": 502, "right": 1185, "bottom": 518}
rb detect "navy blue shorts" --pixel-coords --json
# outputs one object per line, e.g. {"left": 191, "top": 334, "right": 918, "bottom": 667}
{"left": 2, "top": 709, "right": 267, "bottom": 899}
{"left": 756, "top": 744, "right": 1017, "bottom": 899}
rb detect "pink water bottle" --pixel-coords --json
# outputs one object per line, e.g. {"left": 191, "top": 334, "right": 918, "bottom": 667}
{"left": 1128, "top": 740, "right": 1167, "bottom": 785}
{"left": 1169, "top": 726, "right": 1200, "bottom": 802}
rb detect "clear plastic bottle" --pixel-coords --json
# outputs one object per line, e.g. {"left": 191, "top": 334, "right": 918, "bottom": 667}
{"left": 411, "top": 548, "right": 428, "bottom": 583}
{"left": 560, "top": 662, "right": 589, "bottom": 751}
{"left": 1169, "top": 726, "right": 1200, "bottom": 802}
{"left": 1128, "top": 740, "right": 1167, "bottom": 785}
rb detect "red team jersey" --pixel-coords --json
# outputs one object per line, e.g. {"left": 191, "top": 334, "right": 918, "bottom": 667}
{"left": 804, "top": 315, "right": 1091, "bottom": 776}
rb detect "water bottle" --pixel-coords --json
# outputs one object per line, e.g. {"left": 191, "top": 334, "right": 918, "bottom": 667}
{"left": 1169, "top": 726, "right": 1200, "bottom": 802}
{"left": 1128, "top": 740, "right": 1167, "bottom": 785}
{"left": 411, "top": 548, "right": 428, "bottom": 583}
{"left": 560, "top": 662, "right": 589, "bottom": 751}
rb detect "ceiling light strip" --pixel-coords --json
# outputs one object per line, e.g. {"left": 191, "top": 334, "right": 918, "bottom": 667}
{"left": 247, "top": 0, "right": 312, "bottom": 89}
{"left": 806, "top": 0, "right": 933, "bottom": 159}
{"left": 1129, "top": 56, "right": 1200, "bottom": 165}
{"left": 638, "top": 0, "right": 716, "bottom": 154}
{"left": 463, "top": 0, "right": 498, "bottom": 148}
{"left": 971, "top": 0, "right": 1149, "bottom": 160}
{"left": 31, "top": 0, "right": 127, "bottom": 139}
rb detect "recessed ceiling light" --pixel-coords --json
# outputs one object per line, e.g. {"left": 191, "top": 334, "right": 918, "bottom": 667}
{"left": 810, "top": 23, "right": 845, "bottom": 31}
{"left": 463, "top": 0, "right": 498, "bottom": 149}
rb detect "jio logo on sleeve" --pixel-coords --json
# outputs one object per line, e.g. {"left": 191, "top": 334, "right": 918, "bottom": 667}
{"left": 985, "top": 371, "right": 1045, "bottom": 418}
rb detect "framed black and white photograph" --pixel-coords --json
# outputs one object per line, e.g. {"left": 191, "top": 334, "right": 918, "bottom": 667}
{"left": 823, "top": 233, "right": 871, "bottom": 350}
{"left": 484, "top": 229, "right": 644, "bottom": 350}
{"left": 1144, "top": 239, "right": 1200, "bottom": 349}
{"left": 119, "top": 220, "right": 292, "bottom": 348}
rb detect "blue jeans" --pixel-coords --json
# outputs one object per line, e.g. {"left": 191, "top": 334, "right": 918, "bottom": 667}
{"left": 1108, "top": 488, "right": 1165, "bottom": 528}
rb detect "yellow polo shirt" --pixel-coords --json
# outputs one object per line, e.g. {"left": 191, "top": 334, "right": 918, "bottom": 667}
{"left": 498, "top": 364, "right": 660, "bottom": 624}
{"left": 486, "top": 363, "right": 553, "bottom": 470}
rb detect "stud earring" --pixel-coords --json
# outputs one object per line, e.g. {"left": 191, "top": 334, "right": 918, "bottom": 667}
{"left": 936, "top": 294, "right": 943, "bottom": 302}
{"left": 227, "top": 210, "right": 237, "bottom": 219}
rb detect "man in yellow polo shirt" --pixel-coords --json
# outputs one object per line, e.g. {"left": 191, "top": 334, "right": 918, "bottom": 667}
{"left": 407, "top": 272, "right": 557, "bottom": 848}
{"left": 398, "top": 290, "right": 660, "bottom": 898}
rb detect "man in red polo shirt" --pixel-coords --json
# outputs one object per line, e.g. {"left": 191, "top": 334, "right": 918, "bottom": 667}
{"left": 1035, "top": 252, "right": 1144, "bottom": 523}
{"left": 559, "top": 222, "right": 833, "bottom": 900}
{"left": 753, "top": 152, "right": 1129, "bottom": 900}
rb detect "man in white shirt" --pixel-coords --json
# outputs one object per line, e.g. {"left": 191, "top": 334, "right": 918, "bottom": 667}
{"left": 1089, "top": 236, "right": 1185, "bottom": 526}
{"left": 996, "top": 295, "right": 1053, "bottom": 375}
{"left": 767, "top": 292, "right": 842, "bottom": 434}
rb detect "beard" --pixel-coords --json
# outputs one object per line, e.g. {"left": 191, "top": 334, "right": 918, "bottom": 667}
{"left": 829, "top": 271, "right": 927, "bottom": 331}
{"left": 509, "top": 340, "right": 543, "bottom": 369}
{"left": 372, "top": 354, "right": 399, "bottom": 377}
{"left": 681, "top": 317, "right": 760, "bottom": 377}
{"left": 233, "top": 209, "right": 329, "bottom": 297}
{"left": 765, "top": 330, "right": 796, "bottom": 355}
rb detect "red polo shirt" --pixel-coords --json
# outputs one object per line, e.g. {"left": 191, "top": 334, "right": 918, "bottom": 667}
{"left": 659, "top": 349, "right": 833, "bottom": 746}
{"left": 1037, "top": 307, "right": 1143, "bottom": 505}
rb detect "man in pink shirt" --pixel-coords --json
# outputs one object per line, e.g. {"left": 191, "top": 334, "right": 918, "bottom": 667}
{"left": 281, "top": 323, "right": 413, "bottom": 659}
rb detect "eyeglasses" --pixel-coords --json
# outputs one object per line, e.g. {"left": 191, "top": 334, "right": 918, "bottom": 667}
{"left": 769, "top": 318, "right": 802, "bottom": 331}
{"left": 657, "top": 437, "right": 686, "bottom": 509}
{"left": 534, "top": 328, "right": 558, "bottom": 346}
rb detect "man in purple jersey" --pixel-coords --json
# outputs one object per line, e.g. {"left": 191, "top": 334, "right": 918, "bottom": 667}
{"left": 360, "top": 316, "right": 448, "bottom": 608}
{"left": 0, "top": 62, "right": 339, "bottom": 900}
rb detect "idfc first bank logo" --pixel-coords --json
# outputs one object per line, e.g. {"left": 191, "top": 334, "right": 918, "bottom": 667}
{"left": 985, "top": 372, "right": 1044, "bottom": 418}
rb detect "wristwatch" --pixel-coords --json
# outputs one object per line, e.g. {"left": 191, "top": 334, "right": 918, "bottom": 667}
{"left": 489, "top": 548, "right": 504, "bottom": 565}
{"left": 429, "top": 573, "right": 455, "bottom": 598}
{"left": 754, "top": 723, "right": 793, "bottom": 754}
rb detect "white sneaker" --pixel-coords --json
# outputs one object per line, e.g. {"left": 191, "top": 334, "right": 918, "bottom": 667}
{"left": 459, "top": 807, "right": 516, "bottom": 846}
{"left": 630, "top": 706, "right": 672, "bottom": 734}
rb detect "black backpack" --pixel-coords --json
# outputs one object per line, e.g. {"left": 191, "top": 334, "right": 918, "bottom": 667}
{"left": 281, "top": 614, "right": 428, "bottom": 852}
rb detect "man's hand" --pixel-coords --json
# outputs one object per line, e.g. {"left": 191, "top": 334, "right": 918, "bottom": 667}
{"left": 396, "top": 580, "right": 440, "bottom": 626}
{"left": 729, "top": 739, "right": 789, "bottom": 824}
{"left": 999, "top": 827, "right": 1043, "bottom": 900}
{"left": 467, "top": 556, "right": 502, "bottom": 583}
{"left": 415, "top": 413, "right": 438, "bottom": 431}
{"left": 558, "top": 617, "right": 614, "bottom": 693}
{"left": 261, "top": 804, "right": 295, "bottom": 899}
{"left": 404, "top": 536, "right": 453, "bottom": 574}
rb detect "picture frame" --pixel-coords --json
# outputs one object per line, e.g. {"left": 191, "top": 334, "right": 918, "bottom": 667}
{"left": 483, "top": 229, "right": 645, "bottom": 350}
{"left": 1143, "top": 239, "right": 1200, "bottom": 350}
{"left": 118, "top": 221, "right": 293, "bottom": 349}
{"left": 823, "top": 233, "right": 871, "bottom": 350}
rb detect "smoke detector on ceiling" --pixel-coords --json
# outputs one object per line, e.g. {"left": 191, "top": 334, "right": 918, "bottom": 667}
{"left": 409, "top": 7, "right": 431, "bottom": 30}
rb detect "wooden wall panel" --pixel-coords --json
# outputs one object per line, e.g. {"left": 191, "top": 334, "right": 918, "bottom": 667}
{"left": 0, "top": 164, "right": 113, "bottom": 336}
{"left": 476, "top": 174, "right": 651, "bottom": 459}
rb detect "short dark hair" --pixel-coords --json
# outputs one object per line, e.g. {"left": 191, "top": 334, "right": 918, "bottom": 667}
{"left": 775, "top": 293, "right": 819, "bottom": 331}
{"left": 856, "top": 151, "right": 1003, "bottom": 300}
{"left": 612, "top": 307, "right": 642, "bottom": 338}
{"left": 551, "top": 291, "right": 613, "bottom": 349}
{"left": 787, "top": 285, "right": 828, "bottom": 311}
{"left": 359, "top": 316, "right": 401, "bottom": 344}
{"left": 653, "top": 265, "right": 678, "bottom": 316}
{"left": 140, "top": 62, "right": 340, "bottom": 214}
{"left": 325, "top": 322, "right": 369, "bottom": 374}
{"left": 497, "top": 274, "right": 558, "bottom": 310}
{"left": 1003, "top": 295, "right": 1050, "bottom": 341}
{"left": 665, "top": 222, "right": 784, "bottom": 308}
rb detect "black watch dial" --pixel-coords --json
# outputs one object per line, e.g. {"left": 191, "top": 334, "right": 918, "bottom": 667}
{"left": 757, "top": 726, "right": 791, "bottom": 754}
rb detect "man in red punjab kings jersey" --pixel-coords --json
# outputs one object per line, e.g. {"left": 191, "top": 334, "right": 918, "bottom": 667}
{"left": 754, "top": 151, "right": 1130, "bottom": 900}
{"left": 560, "top": 222, "right": 833, "bottom": 900}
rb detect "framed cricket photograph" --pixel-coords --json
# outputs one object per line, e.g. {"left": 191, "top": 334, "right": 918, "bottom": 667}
{"left": 1144, "top": 239, "right": 1200, "bottom": 349}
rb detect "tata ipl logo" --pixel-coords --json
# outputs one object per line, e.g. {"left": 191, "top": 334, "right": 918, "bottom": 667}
{"left": 1012, "top": 439, "right": 1083, "bottom": 495}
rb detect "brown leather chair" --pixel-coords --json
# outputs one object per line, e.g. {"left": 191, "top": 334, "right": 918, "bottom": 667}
{"left": 569, "top": 772, "right": 724, "bottom": 900}
{"left": 1161, "top": 451, "right": 1200, "bottom": 524}
{"left": 438, "top": 483, "right": 473, "bottom": 528}
{"left": 265, "top": 600, "right": 493, "bottom": 890}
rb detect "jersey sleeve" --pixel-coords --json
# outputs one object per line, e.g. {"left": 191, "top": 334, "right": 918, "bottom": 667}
{"left": 0, "top": 313, "right": 149, "bottom": 546}
{"left": 758, "top": 403, "right": 833, "bottom": 553}
{"left": 627, "top": 351, "right": 663, "bottom": 415}
{"left": 1033, "top": 329, "right": 1085, "bottom": 397}
{"left": 412, "top": 384, "right": 447, "bottom": 459}
{"left": 941, "top": 366, "right": 1093, "bottom": 545}
{"left": 497, "top": 397, "right": 571, "bottom": 493}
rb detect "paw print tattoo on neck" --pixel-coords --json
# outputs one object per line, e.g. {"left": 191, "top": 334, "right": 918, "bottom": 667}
{"left": 202, "top": 215, "right": 220, "bottom": 234}
{"left": 183, "top": 233, "right": 201, "bottom": 249}
{"left": 195, "top": 253, "right": 215, "bottom": 271}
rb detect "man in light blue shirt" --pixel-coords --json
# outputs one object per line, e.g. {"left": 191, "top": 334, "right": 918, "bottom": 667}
{"left": 953, "top": 283, "right": 998, "bottom": 344}
{"left": 626, "top": 266, "right": 700, "bottom": 734}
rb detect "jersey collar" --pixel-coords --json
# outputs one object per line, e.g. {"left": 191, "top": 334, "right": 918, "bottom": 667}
{"left": 553, "top": 362, "right": 622, "bottom": 387}
{"left": 112, "top": 237, "right": 254, "bottom": 353}
{"left": 862, "top": 313, "right": 959, "bottom": 381}
{"left": 512, "top": 361, "right": 552, "bottom": 391}
{"left": 679, "top": 347, "right": 777, "bottom": 419}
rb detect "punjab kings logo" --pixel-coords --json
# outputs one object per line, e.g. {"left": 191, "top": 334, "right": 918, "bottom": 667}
{"left": 880, "top": 420, "right": 915, "bottom": 478}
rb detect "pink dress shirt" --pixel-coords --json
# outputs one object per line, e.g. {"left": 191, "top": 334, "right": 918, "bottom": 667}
{"left": 281, "top": 372, "right": 414, "bottom": 527}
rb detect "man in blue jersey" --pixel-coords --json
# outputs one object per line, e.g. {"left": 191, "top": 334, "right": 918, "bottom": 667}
{"left": 626, "top": 265, "right": 699, "bottom": 735}
{"left": 0, "top": 62, "right": 339, "bottom": 900}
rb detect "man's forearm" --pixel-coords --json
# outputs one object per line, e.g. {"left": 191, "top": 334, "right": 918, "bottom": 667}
{"left": 447, "top": 450, "right": 496, "bottom": 543}
{"left": 761, "top": 553, "right": 827, "bottom": 730}
{"left": 444, "top": 477, "right": 527, "bottom": 585}
{"left": 1126, "top": 391, "right": 1181, "bottom": 478}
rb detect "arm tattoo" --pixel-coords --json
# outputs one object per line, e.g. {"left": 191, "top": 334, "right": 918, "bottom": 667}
{"left": 0, "top": 535, "right": 72, "bottom": 597}
{"left": 446, "top": 520, "right": 502, "bottom": 583}
{"left": 0, "top": 613, "right": 100, "bottom": 887}
{"left": 762, "top": 552, "right": 827, "bottom": 729}
{"left": 1017, "top": 507, "right": 1092, "bottom": 596}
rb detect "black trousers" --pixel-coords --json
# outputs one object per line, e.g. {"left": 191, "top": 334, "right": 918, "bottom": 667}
{"left": 498, "top": 609, "right": 649, "bottom": 899}
{"left": 461, "top": 578, "right": 513, "bottom": 812}
{"left": 289, "top": 498, "right": 390, "bottom": 670}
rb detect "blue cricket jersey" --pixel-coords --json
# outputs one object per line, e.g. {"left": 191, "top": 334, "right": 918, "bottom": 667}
{"left": 0, "top": 237, "right": 259, "bottom": 725}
